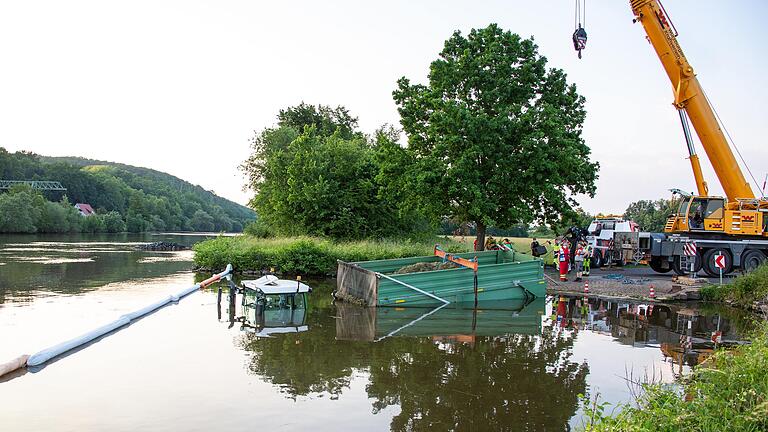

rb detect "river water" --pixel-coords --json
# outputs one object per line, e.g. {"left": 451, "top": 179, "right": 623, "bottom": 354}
{"left": 0, "top": 234, "right": 755, "bottom": 431}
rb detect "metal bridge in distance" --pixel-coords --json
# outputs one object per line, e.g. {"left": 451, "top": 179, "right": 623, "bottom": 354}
{"left": 0, "top": 180, "right": 67, "bottom": 191}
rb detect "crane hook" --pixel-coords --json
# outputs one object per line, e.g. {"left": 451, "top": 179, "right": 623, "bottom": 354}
{"left": 572, "top": 0, "right": 588, "bottom": 59}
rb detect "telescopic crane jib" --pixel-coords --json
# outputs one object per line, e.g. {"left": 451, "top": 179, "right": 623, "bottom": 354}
{"left": 629, "top": 0, "right": 767, "bottom": 239}
{"left": 612, "top": 0, "right": 768, "bottom": 277}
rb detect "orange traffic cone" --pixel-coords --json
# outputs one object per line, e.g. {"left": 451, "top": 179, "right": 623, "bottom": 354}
{"left": 584, "top": 281, "right": 589, "bottom": 294}
{"left": 649, "top": 285, "right": 656, "bottom": 299}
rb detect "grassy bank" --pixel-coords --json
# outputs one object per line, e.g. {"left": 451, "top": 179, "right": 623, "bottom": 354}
{"left": 193, "top": 235, "right": 470, "bottom": 275}
{"left": 701, "top": 262, "right": 768, "bottom": 310}
{"left": 581, "top": 323, "right": 768, "bottom": 432}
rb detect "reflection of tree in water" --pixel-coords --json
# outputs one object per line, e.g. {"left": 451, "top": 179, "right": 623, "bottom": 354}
{"left": 366, "top": 332, "right": 588, "bottom": 431}
{"left": 239, "top": 302, "right": 588, "bottom": 430}
{"left": 237, "top": 321, "right": 362, "bottom": 398}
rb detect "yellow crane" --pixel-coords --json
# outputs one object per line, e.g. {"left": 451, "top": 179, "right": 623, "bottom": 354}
{"left": 627, "top": 0, "right": 768, "bottom": 275}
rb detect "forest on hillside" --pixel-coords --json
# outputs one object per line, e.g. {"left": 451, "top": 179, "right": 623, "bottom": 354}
{"left": 0, "top": 148, "right": 255, "bottom": 233}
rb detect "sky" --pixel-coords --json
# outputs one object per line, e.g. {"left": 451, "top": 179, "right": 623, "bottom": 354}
{"left": 1, "top": 0, "right": 766, "bottom": 215}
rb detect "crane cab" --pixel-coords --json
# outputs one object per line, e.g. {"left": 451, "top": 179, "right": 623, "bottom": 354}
{"left": 665, "top": 195, "right": 766, "bottom": 236}
{"left": 665, "top": 195, "right": 724, "bottom": 234}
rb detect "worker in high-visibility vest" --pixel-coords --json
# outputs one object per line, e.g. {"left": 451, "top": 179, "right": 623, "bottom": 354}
{"left": 552, "top": 239, "right": 560, "bottom": 268}
{"left": 583, "top": 244, "right": 592, "bottom": 276}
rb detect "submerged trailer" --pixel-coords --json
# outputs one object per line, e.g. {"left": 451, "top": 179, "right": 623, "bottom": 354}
{"left": 335, "top": 247, "right": 545, "bottom": 308}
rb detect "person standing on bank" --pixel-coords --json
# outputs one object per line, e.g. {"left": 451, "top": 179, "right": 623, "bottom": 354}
{"left": 552, "top": 239, "right": 560, "bottom": 269}
{"left": 574, "top": 242, "right": 585, "bottom": 282}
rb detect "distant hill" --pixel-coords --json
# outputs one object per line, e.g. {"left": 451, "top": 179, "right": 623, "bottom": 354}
{"left": 1, "top": 148, "right": 255, "bottom": 232}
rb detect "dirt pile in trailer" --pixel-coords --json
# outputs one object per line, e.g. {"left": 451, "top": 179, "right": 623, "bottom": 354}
{"left": 394, "top": 261, "right": 458, "bottom": 274}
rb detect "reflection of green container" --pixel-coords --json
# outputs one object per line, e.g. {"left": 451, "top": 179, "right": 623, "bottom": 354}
{"left": 336, "top": 249, "right": 545, "bottom": 307}
{"left": 335, "top": 298, "right": 545, "bottom": 341}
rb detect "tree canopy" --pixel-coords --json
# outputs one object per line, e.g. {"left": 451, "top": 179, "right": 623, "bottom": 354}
{"left": 393, "top": 24, "right": 599, "bottom": 248}
{"left": 242, "top": 104, "right": 425, "bottom": 240}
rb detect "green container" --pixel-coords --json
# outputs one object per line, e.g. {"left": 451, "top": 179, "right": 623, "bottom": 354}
{"left": 336, "top": 248, "right": 545, "bottom": 308}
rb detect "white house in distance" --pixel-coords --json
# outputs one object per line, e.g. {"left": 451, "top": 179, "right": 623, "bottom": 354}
{"left": 74, "top": 203, "right": 95, "bottom": 217}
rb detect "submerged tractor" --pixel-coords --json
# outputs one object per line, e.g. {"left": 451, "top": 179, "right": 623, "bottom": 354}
{"left": 627, "top": 0, "right": 768, "bottom": 276}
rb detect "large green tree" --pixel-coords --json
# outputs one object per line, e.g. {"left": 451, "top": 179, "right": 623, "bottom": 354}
{"left": 393, "top": 24, "right": 599, "bottom": 249}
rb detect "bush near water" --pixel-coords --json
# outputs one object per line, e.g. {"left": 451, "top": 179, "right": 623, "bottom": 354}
{"left": 581, "top": 323, "right": 768, "bottom": 432}
{"left": 193, "top": 236, "right": 469, "bottom": 275}
{"left": 701, "top": 262, "right": 768, "bottom": 309}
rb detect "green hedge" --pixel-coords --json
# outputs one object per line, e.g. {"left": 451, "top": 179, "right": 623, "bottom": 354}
{"left": 193, "top": 235, "right": 469, "bottom": 275}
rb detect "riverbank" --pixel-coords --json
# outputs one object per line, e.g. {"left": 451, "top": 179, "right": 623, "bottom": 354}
{"left": 545, "top": 266, "right": 706, "bottom": 302}
{"left": 193, "top": 235, "right": 470, "bottom": 275}
{"left": 582, "top": 323, "right": 768, "bottom": 432}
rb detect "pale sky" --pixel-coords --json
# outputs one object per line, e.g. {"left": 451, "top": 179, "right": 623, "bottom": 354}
{"left": 1, "top": 1, "right": 766, "bottom": 215}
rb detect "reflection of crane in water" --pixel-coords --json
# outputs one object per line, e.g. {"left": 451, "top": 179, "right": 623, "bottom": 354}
{"left": 547, "top": 294, "right": 746, "bottom": 376}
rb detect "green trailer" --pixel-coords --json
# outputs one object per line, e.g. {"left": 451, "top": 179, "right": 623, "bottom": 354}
{"left": 336, "top": 247, "right": 545, "bottom": 308}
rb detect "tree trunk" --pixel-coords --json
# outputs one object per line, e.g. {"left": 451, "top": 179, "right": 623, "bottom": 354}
{"left": 475, "top": 221, "right": 486, "bottom": 251}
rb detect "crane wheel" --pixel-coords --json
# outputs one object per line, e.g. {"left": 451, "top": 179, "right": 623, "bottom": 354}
{"left": 649, "top": 257, "right": 672, "bottom": 273}
{"left": 703, "top": 248, "right": 733, "bottom": 277}
{"left": 742, "top": 250, "right": 766, "bottom": 272}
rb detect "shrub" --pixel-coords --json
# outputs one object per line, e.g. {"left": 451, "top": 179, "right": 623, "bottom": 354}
{"left": 81, "top": 214, "right": 105, "bottom": 233}
{"left": 243, "top": 219, "right": 274, "bottom": 238}
{"left": 701, "top": 262, "right": 768, "bottom": 307}
{"left": 102, "top": 211, "right": 126, "bottom": 233}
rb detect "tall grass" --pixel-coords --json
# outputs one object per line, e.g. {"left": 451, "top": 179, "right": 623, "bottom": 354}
{"left": 193, "top": 235, "right": 469, "bottom": 275}
{"left": 581, "top": 322, "right": 768, "bottom": 431}
{"left": 701, "top": 262, "right": 768, "bottom": 308}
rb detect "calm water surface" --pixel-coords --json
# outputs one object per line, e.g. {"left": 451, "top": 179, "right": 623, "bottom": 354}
{"left": 0, "top": 234, "right": 755, "bottom": 431}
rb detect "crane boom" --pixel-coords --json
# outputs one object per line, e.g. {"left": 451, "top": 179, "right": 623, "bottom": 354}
{"left": 629, "top": 0, "right": 754, "bottom": 202}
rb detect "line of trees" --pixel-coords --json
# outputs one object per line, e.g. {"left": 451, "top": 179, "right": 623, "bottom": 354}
{"left": 623, "top": 198, "right": 681, "bottom": 232}
{"left": 0, "top": 148, "right": 256, "bottom": 233}
{"left": 0, "top": 185, "right": 125, "bottom": 233}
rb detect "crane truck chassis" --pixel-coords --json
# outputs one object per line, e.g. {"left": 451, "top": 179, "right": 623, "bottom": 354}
{"left": 616, "top": 231, "right": 768, "bottom": 277}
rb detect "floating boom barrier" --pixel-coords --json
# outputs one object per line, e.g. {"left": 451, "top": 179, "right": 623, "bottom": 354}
{"left": 0, "top": 264, "right": 233, "bottom": 378}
